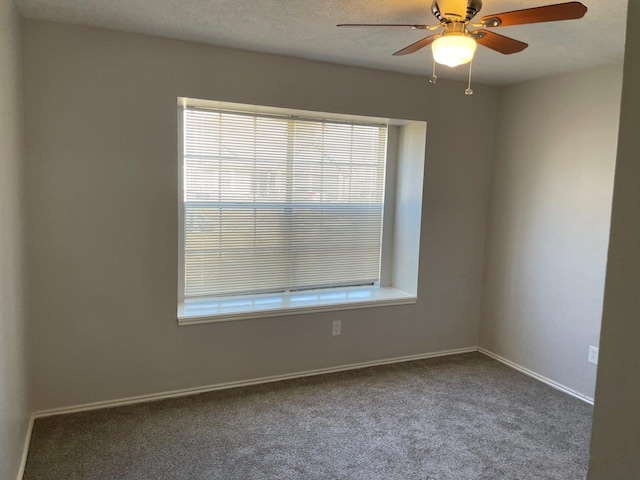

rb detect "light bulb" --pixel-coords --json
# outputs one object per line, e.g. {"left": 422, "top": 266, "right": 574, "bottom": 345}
{"left": 432, "top": 34, "right": 477, "bottom": 68}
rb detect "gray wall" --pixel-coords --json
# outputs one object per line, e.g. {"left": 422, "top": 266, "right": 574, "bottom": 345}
{"left": 588, "top": 0, "right": 640, "bottom": 477}
{"left": 0, "top": 0, "right": 29, "bottom": 478}
{"left": 480, "top": 64, "right": 623, "bottom": 399}
{"left": 23, "top": 20, "right": 497, "bottom": 411}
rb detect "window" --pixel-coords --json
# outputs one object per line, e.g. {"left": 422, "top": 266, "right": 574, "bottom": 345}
{"left": 178, "top": 99, "right": 422, "bottom": 324}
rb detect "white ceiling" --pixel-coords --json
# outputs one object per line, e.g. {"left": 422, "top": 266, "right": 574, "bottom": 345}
{"left": 17, "top": 0, "right": 627, "bottom": 85}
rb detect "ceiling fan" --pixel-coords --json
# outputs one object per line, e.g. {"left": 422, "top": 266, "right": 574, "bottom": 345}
{"left": 338, "top": 1, "right": 588, "bottom": 94}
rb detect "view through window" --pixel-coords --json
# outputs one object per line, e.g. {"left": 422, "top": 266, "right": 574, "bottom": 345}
{"left": 182, "top": 106, "right": 388, "bottom": 300}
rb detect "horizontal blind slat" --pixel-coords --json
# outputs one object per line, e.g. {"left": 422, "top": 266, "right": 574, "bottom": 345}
{"left": 183, "top": 106, "right": 387, "bottom": 298}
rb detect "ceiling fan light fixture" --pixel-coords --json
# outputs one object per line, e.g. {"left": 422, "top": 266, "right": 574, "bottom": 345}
{"left": 432, "top": 33, "right": 477, "bottom": 67}
{"left": 338, "top": 1, "right": 588, "bottom": 91}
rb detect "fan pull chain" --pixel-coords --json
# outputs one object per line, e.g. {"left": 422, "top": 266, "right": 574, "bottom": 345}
{"left": 429, "top": 58, "right": 438, "bottom": 84}
{"left": 465, "top": 60, "right": 474, "bottom": 96}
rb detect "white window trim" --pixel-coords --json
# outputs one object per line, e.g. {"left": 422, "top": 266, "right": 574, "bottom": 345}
{"left": 177, "top": 98, "right": 426, "bottom": 326}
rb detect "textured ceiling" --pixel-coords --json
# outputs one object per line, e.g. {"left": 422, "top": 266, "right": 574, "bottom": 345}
{"left": 17, "top": 0, "right": 627, "bottom": 85}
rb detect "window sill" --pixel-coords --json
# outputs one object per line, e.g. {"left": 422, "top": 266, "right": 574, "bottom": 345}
{"left": 178, "top": 287, "right": 416, "bottom": 326}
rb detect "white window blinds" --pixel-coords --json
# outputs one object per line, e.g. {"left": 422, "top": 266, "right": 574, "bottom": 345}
{"left": 182, "top": 106, "right": 387, "bottom": 299}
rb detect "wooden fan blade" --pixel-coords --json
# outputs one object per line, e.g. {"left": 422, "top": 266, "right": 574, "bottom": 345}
{"left": 480, "top": 2, "right": 587, "bottom": 27}
{"left": 472, "top": 31, "right": 528, "bottom": 54}
{"left": 337, "top": 24, "right": 430, "bottom": 30}
{"left": 393, "top": 35, "right": 438, "bottom": 56}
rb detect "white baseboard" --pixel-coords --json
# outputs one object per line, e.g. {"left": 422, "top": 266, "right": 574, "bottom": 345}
{"left": 33, "top": 347, "right": 478, "bottom": 419}
{"left": 17, "top": 415, "right": 34, "bottom": 480}
{"left": 478, "top": 347, "right": 594, "bottom": 405}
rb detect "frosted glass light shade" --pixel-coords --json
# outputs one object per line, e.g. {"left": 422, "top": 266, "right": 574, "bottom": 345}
{"left": 432, "top": 34, "right": 477, "bottom": 68}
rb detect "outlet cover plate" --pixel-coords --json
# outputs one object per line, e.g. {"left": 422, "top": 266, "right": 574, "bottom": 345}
{"left": 332, "top": 320, "right": 341, "bottom": 336}
{"left": 588, "top": 346, "right": 599, "bottom": 365}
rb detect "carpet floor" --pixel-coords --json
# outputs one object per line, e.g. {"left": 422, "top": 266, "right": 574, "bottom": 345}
{"left": 23, "top": 353, "right": 593, "bottom": 479}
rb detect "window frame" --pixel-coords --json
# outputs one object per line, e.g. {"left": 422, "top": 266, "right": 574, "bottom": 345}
{"left": 177, "top": 98, "right": 422, "bottom": 325}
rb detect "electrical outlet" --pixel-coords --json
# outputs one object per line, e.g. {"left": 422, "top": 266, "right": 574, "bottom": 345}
{"left": 588, "top": 346, "right": 599, "bottom": 365}
{"left": 332, "top": 320, "right": 342, "bottom": 336}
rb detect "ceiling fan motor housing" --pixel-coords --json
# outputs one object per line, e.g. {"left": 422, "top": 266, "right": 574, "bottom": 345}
{"left": 431, "top": 0, "right": 483, "bottom": 23}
